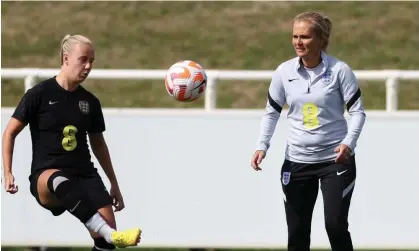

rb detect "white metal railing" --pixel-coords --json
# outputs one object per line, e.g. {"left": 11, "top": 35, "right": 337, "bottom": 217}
{"left": 2, "top": 68, "right": 419, "bottom": 111}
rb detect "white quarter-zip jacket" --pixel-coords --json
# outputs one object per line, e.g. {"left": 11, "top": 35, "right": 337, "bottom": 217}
{"left": 256, "top": 52, "right": 366, "bottom": 163}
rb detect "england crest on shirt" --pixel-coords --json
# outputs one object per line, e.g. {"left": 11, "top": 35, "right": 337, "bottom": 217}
{"left": 322, "top": 69, "right": 332, "bottom": 84}
{"left": 79, "top": 101, "right": 90, "bottom": 115}
{"left": 282, "top": 172, "right": 291, "bottom": 185}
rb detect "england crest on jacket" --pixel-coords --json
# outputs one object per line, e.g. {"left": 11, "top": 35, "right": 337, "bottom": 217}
{"left": 322, "top": 69, "right": 333, "bottom": 84}
{"left": 282, "top": 172, "right": 291, "bottom": 185}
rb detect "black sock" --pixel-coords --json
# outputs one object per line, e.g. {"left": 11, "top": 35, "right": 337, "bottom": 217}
{"left": 92, "top": 237, "right": 115, "bottom": 250}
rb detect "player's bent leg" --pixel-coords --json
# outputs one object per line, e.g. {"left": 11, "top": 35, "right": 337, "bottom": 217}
{"left": 36, "top": 169, "right": 64, "bottom": 209}
{"left": 45, "top": 170, "right": 98, "bottom": 223}
{"left": 83, "top": 172, "right": 142, "bottom": 249}
{"left": 38, "top": 169, "right": 120, "bottom": 245}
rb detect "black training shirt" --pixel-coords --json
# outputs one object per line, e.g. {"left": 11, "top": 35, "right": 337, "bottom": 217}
{"left": 12, "top": 77, "right": 105, "bottom": 178}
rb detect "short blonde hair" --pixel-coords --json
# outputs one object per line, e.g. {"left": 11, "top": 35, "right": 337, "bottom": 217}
{"left": 293, "top": 12, "right": 332, "bottom": 51}
{"left": 60, "top": 34, "right": 93, "bottom": 65}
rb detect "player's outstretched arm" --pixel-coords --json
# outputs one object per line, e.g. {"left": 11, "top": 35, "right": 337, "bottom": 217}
{"left": 88, "top": 132, "right": 125, "bottom": 212}
{"left": 2, "top": 118, "right": 26, "bottom": 194}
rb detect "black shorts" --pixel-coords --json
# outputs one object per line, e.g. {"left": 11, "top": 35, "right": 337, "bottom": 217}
{"left": 29, "top": 168, "right": 113, "bottom": 216}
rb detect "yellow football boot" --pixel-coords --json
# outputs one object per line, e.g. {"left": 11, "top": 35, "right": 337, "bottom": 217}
{"left": 111, "top": 228, "right": 142, "bottom": 248}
